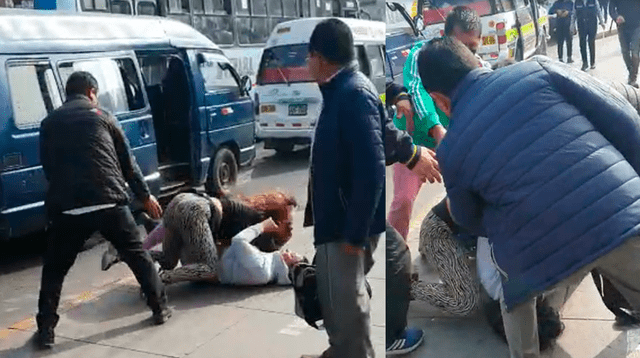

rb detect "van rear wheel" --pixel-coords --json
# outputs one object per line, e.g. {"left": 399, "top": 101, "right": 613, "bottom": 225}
{"left": 205, "top": 147, "right": 238, "bottom": 195}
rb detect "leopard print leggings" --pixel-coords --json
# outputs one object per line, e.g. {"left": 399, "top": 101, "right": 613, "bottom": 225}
{"left": 148, "top": 192, "right": 223, "bottom": 284}
{"left": 412, "top": 210, "right": 479, "bottom": 316}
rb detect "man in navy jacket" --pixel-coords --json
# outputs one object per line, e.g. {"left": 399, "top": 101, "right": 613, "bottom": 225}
{"left": 302, "top": 19, "right": 385, "bottom": 358}
{"left": 418, "top": 37, "right": 640, "bottom": 357}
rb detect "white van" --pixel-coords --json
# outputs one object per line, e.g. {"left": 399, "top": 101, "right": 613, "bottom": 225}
{"left": 254, "top": 17, "right": 385, "bottom": 153}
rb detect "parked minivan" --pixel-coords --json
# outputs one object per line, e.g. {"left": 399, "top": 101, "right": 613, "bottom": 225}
{"left": 254, "top": 17, "right": 386, "bottom": 153}
{"left": 0, "top": 9, "right": 255, "bottom": 241}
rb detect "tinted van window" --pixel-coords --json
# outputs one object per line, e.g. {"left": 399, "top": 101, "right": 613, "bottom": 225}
{"left": 58, "top": 58, "right": 145, "bottom": 114}
{"left": 7, "top": 63, "right": 62, "bottom": 130}
{"left": 256, "top": 44, "right": 314, "bottom": 85}
{"left": 199, "top": 52, "right": 240, "bottom": 92}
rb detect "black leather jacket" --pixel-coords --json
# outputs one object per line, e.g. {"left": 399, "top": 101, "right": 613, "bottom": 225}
{"left": 40, "top": 95, "right": 150, "bottom": 215}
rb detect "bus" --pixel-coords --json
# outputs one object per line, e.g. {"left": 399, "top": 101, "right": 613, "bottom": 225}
{"left": 27, "top": 0, "right": 382, "bottom": 83}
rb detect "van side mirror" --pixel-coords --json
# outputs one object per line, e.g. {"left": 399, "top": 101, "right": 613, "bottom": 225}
{"left": 241, "top": 75, "right": 252, "bottom": 96}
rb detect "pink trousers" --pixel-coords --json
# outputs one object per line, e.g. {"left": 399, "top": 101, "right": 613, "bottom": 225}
{"left": 387, "top": 163, "right": 423, "bottom": 240}
{"left": 143, "top": 223, "right": 165, "bottom": 250}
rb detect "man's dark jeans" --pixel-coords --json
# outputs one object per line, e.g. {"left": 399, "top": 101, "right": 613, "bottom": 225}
{"left": 386, "top": 222, "right": 412, "bottom": 345}
{"left": 37, "top": 206, "right": 167, "bottom": 329}
{"left": 578, "top": 16, "right": 597, "bottom": 65}
{"left": 557, "top": 20, "right": 574, "bottom": 61}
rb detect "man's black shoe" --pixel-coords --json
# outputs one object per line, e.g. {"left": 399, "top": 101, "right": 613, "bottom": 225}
{"left": 612, "top": 314, "right": 640, "bottom": 331}
{"left": 581, "top": 63, "right": 588, "bottom": 71}
{"left": 35, "top": 327, "right": 54, "bottom": 349}
{"left": 567, "top": 57, "right": 574, "bottom": 64}
{"left": 590, "top": 63, "right": 596, "bottom": 70}
{"left": 152, "top": 307, "right": 172, "bottom": 325}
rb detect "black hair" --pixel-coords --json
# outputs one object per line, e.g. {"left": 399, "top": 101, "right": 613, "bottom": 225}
{"left": 444, "top": 6, "right": 482, "bottom": 36}
{"left": 417, "top": 36, "right": 479, "bottom": 97}
{"left": 308, "top": 18, "right": 354, "bottom": 65}
{"left": 65, "top": 71, "right": 99, "bottom": 97}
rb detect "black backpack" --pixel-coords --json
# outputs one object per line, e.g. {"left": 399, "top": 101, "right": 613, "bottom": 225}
{"left": 289, "top": 253, "right": 374, "bottom": 330}
{"left": 290, "top": 261, "right": 323, "bottom": 329}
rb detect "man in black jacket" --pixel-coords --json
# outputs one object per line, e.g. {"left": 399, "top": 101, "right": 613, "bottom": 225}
{"left": 36, "top": 71, "right": 171, "bottom": 349}
{"left": 302, "top": 19, "right": 384, "bottom": 358}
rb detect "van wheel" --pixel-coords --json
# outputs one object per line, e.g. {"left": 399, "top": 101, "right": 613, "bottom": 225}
{"left": 205, "top": 147, "right": 238, "bottom": 195}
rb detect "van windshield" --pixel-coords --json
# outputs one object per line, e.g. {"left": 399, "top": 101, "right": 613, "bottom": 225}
{"left": 257, "top": 44, "right": 314, "bottom": 85}
{"left": 422, "top": 0, "right": 492, "bottom": 26}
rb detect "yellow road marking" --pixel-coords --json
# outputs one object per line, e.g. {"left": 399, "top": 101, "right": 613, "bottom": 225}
{"left": 1, "top": 276, "right": 137, "bottom": 339}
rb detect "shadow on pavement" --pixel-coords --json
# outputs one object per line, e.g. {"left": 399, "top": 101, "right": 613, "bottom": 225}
{"left": 594, "top": 331, "right": 640, "bottom": 358}
{"left": 60, "top": 279, "right": 291, "bottom": 324}
{"left": 0, "top": 319, "right": 152, "bottom": 358}
{"left": 0, "top": 231, "right": 47, "bottom": 275}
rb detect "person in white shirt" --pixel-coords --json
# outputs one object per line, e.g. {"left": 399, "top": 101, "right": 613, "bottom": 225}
{"left": 219, "top": 218, "right": 304, "bottom": 286}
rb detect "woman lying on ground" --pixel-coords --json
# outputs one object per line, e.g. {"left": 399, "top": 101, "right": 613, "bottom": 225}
{"left": 102, "top": 190, "right": 305, "bottom": 285}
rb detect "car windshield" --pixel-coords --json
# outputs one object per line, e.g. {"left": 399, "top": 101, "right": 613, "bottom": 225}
{"left": 256, "top": 44, "right": 314, "bottom": 85}
{"left": 423, "top": 0, "right": 493, "bottom": 25}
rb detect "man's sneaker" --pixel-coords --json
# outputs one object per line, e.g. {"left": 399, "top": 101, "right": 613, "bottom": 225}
{"left": 386, "top": 327, "right": 424, "bottom": 356}
{"left": 590, "top": 63, "right": 596, "bottom": 70}
{"left": 35, "top": 327, "right": 54, "bottom": 349}
{"left": 613, "top": 315, "right": 640, "bottom": 331}
{"left": 581, "top": 63, "right": 588, "bottom": 71}
{"left": 152, "top": 307, "right": 172, "bottom": 325}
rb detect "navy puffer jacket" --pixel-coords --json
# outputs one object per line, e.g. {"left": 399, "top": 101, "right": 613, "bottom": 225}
{"left": 305, "top": 66, "right": 385, "bottom": 247}
{"left": 438, "top": 56, "right": 640, "bottom": 310}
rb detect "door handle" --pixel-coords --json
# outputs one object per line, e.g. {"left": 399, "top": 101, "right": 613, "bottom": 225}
{"left": 140, "top": 121, "right": 150, "bottom": 139}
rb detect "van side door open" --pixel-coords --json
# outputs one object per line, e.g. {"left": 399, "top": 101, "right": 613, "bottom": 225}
{"left": 136, "top": 51, "right": 195, "bottom": 194}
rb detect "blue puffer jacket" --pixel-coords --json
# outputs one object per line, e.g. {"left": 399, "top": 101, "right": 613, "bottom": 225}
{"left": 438, "top": 56, "right": 640, "bottom": 310}
{"left": 306, "top": 66, "right": 385, "bottom": 248}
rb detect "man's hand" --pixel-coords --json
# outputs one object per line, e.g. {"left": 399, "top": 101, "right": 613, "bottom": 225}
{"left": 143, "top": 195, "right": 163, "bottom": 219}
{"left": 342, "top": 243, "right": 364, "bottom": 256}
{"left": 411, "top": 147, "right": 442, "bottom": 184}
{"left": 261, "top": 217, "right": 279, "bottom": 233}
{"left": 429, "top": 124, "right": 447, "bottom": 145}
{"left": 395, "top": 99, "right": 415, "bottom": 133}
{"left": 616, "top": 15, "right": 625, "bottom": 25}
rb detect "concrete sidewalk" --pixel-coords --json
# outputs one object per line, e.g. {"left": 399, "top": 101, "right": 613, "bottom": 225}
{"left": 402, "top": 187, "right": 640, "bottom": 358}
{"left": 0, "top": 221, "right": 385, "bottom": 358}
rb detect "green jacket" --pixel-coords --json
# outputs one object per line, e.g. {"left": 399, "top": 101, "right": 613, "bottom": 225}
{"left": 394, "top": 41, "right": 449, "bottom": 149}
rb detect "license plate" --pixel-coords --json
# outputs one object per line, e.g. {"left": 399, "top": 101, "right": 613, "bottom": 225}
{"left": 288, "top": 103, "right": 307, "bottom": 116}
{"left": 483, "top": 36, "right": 496, "bottom": 46}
